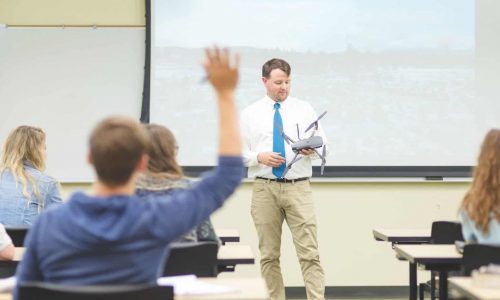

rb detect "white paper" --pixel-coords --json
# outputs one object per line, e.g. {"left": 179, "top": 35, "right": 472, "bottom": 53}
{"left": 157, "top": 275, "right": 239, "bottom": 295}
{"left": 0, "top": 276, "right": 16, "bottom": 292}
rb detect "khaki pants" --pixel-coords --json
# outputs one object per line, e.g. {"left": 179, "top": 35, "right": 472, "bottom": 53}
{"left": 251, "top": 178, "right": 325, "bottom": 300}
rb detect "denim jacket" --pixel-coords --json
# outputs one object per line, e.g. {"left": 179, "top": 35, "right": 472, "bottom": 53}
{"left": 0, "top": 164, "right": 63, "bottom": 226}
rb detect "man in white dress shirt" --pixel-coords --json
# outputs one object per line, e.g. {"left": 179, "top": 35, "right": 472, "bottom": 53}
{"left": 241, "top": 58, "right": 327, "bottom": 300}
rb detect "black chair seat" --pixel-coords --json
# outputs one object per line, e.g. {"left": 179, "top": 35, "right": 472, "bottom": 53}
{"left": 5, "top": 226, "right": 29, "bottom": 247}
{"left": 419, "top": 221, "right": 464, "bottom": 300}
{"left": 0, "top": 261, "right": 18, "bottom": 278}
{"left": 163, "top": 241, "right": 219, "bottom": 277}
{"left": 462, "top": 244, "right": 500, "bottom": 276}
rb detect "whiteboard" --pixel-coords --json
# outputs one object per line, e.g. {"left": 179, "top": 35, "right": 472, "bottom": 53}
{"left": 0, "top": 27, "right": 145, "bottom": 182}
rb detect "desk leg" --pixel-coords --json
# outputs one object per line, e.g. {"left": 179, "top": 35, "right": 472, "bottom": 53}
{"left": 409, "top": 262, "right": 417, "bottom": 300}
{"left": 438, "top": 271, "right": 448, "bottom": 300}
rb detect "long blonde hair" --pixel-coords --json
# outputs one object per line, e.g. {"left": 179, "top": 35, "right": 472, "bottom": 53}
{"left": 0, "top": 126, "right": 46, "bottom": 204}
{"left": 461, "top": 129, "right": 500, "bottom": 234}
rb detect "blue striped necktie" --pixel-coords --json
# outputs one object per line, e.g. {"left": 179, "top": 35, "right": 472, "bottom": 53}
{"left": 272, "top": 102, "right": 286, "bottom": 178}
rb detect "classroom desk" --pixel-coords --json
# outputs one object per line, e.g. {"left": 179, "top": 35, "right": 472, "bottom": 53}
{"left": 394, "top": 245, "right": 462, "bottom": 300}
{"left": 373, "top": 228, "right": 431, "bottom": 300}
{"left": 13, "top": 245, "right": 255, "bottom": 276}
{"left": 449, "top": 277, "right": 500, "bottom": 300}
{"left": 215, "top": 229, "right": 241, "bottom": 244}
{"left": 373, "top": 229, "right": 431, "bottom": 244}
{"left": 217, "top": 245, "right": 255, "bottom": 266}
{"left": 14, "top": 245, "right": 255, "bottom": 266}
{"left": 0, "top": 277, "right": 269, "bottom": 300}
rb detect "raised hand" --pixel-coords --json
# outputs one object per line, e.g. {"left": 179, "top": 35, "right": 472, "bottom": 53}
{"left": 203, "top": 47, "right": 240, "bottom": 95}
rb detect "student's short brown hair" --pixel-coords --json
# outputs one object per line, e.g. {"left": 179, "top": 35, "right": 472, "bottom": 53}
{"left": 262, "top": 58, "right": 291, "bottom": 78}
{"left": 89, "top": 116, "right": 150, "bottom": 187}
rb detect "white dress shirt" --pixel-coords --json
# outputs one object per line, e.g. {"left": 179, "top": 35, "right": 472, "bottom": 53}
{"left": 241, "top": 95, "right": 329, "bottom": 179}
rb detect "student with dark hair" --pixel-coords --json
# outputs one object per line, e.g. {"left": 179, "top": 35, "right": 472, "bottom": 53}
{"left": 136, "top": 124, "right": 219, "bottom": 244}
{"left": 460, "top": 129, "right": 500, "bottom": 244}
{"left": 15, "top": 47, "right": 242, "bottom": 295}
{"left": 0, "top": 126, "right": 62, "bottom": 226}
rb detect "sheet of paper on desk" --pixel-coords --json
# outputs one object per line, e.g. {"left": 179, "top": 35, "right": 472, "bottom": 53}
{"left": 0, "top": 277, "right": 15, "bottom": 292}
{"left": 157, "top": 275, "right": 239, "bottom": 295}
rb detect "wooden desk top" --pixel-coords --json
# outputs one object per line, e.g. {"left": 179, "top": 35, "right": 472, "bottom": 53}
{"left": 394, "top": 244, "right": 462, "bottom": 265}
{"left": 0, "top": 278, "right": 269, "bottom": 300}
{"left": 218, "top": 245, "right": 255, "bottom": 265}
{"left": 449, "top": 277, "right": 500, "bottom": 300}
{"left": 215, "top": 229, "right": 240, "bottom": 243}
{"left": 373, "top": 228, "right": 431, "bottom": 243}
{"left": 13, "top": 248, "right": 23, "bottom": 262}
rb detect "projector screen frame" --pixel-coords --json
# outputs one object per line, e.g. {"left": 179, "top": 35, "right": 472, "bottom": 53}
{"left": 143, "top": 0, "right": 475, "bottom": 178}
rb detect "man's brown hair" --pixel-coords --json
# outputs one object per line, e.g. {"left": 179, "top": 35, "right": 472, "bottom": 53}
{"left": 89, "top": 116, "right": 150, "bottom": 187}
{"left": 262, "top": 58, "right": 291, "bottom": 78}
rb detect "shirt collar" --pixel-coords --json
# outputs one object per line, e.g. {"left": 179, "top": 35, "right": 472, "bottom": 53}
{"left": 263, "top": 95, "right": 292, "bottom": 110}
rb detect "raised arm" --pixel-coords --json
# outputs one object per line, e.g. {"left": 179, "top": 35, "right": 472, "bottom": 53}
{"left": 148, "top": 47, "right": 244, "bottom": 241}
{"left": 203, "top": 47, "right": 241, "bottom": 156}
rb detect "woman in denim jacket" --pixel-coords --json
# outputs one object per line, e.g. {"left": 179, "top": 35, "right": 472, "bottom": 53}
{"left": 135, "top": 124, "right": 219, "bottom": 244}
{"left": 0, "top": 126, "right": 63, "bottom": 226}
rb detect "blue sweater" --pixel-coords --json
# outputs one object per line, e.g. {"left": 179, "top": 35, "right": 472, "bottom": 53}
{"left": 15, "top": 156, "right": 243, "bottom": 294}
{"left": 460, "top": 209, "right": 500, "bottom": 244}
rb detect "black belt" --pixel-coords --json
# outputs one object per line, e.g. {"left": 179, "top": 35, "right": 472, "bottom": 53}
{"left": 256, "top": 176, "right": 309, "bottom": 183}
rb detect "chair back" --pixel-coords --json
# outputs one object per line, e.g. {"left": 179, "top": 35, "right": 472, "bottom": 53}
{"left": 163, "top": 241, "right": 218, "bottom": 277}
{"left": 0, "top": 261, "right": 18, "bottom": 278}
{"left": 18, "top": 282, "right": 173, "bottom": 300}
{"left": 462, "top": 244, "right": 500, "bottom": 276}
{"left": 430, "top": 221, "right": 464, "bottom": 244}
{"left": 5, "top": 226, "right": 29, "bottom": 247}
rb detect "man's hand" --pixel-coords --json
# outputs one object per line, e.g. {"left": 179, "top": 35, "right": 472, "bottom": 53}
{"left": 203, "top": 47, "right": 240, "bottom": 95}
{"left": 299, "top": 148, "right": 315, "bottom": 156}
{"left": 257, "top": 152, "right": 286, "bottom": 167}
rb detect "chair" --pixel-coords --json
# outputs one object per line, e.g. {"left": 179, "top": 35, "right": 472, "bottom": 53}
{"left": 18, "top": 282, "right": 173, "bottom": 300}
{"left": 462, "top": 244, "right": 500, "bottom": 276}
{"left": 0, "top": 261, "right": 18, "bottom": 278}
{"left": 162, "top": 241, "right": 218, "bottom": 277}
{"left": 5, "top": 226, "right": 29, "bottom": 247}
{"left": 419, "top": 221, "right": 464, "bottom": 300}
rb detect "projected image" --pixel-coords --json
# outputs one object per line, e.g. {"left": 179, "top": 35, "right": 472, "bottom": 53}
{"left": 151, "top": 0, "right": 480, "bottom": 167}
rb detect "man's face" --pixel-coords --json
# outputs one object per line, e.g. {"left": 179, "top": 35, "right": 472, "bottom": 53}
{"left": 262, "top": 69, "right": 290, "bottom": 102}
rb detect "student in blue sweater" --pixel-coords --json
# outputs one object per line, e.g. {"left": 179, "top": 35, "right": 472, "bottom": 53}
{"left": 460, "top": 129, "right": 500, "bottom": 244}
{"left": 15, "top": 47, "right": 243, "bottom": 291}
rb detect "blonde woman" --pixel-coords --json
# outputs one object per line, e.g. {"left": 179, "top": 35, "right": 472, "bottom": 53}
{"left": 0, "top": 126, "right": 62, "bottom": 226}
{"left": 460, "top": 129, "right": 500, "bottom": 244}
